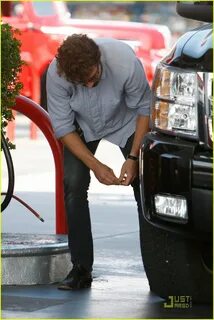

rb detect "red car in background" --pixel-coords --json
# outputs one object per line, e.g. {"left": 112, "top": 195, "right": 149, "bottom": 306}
{"left": 1, "top": 1, "right": 171, "bottom": 105}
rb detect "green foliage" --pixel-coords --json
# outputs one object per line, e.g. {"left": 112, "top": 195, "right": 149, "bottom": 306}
{"left": 1, "top": 23, "right": 24, "bottom": 149}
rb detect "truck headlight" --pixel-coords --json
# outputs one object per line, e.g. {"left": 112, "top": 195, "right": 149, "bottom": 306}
{"left": 151, "top": 64, "right": 199, "bottom": 137}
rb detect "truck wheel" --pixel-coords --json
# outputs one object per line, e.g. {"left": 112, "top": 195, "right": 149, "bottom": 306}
{"left": 40, "top": 69, "right": 48, "bottom": 111}
{"left": 140, "top": 217, "right": 212, "bottom": 304}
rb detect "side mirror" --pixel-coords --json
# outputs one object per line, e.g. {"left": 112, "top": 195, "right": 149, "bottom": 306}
{"left": 176, "top": 1, "right": 213, "bottom": 22}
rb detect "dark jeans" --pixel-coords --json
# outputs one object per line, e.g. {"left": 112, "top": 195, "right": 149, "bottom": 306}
{"left": 63, "top": 133, "right": 142, "bottom": 271}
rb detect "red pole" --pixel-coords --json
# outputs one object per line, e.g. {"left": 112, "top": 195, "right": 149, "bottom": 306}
{"left": 12, "top": 95, "right": 67, "bottom": 234}
{"left": 30, "top": 122, "right": 38, "bottom": 140}
{"left": 6, "top": 110, "right": 16, "bottom": 141}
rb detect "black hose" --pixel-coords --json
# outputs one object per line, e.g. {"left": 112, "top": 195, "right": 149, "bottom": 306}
{"left": 1, "top": 131, "right": 15, "bottom": 212}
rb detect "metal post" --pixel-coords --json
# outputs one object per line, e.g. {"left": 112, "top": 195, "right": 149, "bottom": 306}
{"left": 12, "top": 95, "right": 67, "bottom": 234}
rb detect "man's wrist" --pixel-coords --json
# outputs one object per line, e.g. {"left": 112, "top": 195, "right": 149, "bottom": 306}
{"left": 89, "top": 158, "right": 102, "bottom": 171}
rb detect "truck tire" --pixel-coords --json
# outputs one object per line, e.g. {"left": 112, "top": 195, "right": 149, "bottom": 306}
{"left": 140, "top": 217, "right": 212, "bottom": 304}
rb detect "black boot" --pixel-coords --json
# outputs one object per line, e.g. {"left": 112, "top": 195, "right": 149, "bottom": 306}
{"left": 58, "top": 264, "right": 92, "bottom": 290}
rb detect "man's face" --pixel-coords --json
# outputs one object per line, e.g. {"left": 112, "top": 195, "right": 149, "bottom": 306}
{"left": 81, "top": 63, "right": 102, "bottom": 88}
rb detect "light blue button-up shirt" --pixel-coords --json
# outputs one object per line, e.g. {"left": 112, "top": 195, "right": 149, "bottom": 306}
{"left": 47, "top": 38, "right": 151, "bottom": 147}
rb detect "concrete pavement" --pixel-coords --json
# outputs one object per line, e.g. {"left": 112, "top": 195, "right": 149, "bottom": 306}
{"left": 2, "top": 228, "right": 212, "bottom": 319}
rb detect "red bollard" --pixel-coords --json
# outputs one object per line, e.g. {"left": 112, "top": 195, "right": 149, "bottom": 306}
{"left": 6, "top": 111, "right": 38, "bottom": 141}
{"left": 30, "top": 122, "right": 38, "bottom": 140}
{"left": 12, "top": 95, "right": 67, "bottom": 234}
{"left": 6, "top": 110, "right": 16, "bottom": 141}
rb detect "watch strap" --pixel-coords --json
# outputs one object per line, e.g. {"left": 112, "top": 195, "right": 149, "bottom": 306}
{"left": 127, "top": 154, "right": 138, "bottom": 161}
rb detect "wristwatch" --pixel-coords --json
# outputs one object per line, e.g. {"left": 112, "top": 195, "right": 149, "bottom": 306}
{"left": 127, "top": 154, "right": 139, "bottom": 161}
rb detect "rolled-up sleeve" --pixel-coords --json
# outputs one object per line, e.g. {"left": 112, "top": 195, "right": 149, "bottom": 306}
{"left": 47, "top": 65, "right": 76, "bottom": 139}
{"left": 124, "top": 58, "right": 151, "bottom": 116}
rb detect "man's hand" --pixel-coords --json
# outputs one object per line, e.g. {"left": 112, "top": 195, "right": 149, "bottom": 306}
{"left": 93, "top": 162, "right": 120, "bottom": 185}
{"left": 119, "top": 159, "right": 138, "bottom": 186}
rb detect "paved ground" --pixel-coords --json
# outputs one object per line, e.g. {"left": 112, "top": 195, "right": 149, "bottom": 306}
{"left": 2, "top": 228, "right": 212, "bottom": 319}
{"left": 1, "top": 116, "right": 213, "bottom": 319}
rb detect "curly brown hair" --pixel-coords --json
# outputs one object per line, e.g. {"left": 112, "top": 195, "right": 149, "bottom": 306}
{"left": 56, "top": 34, "right": 101, "bottom": 83}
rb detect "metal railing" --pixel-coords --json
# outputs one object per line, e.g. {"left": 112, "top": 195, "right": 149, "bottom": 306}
{"left": 11, "top": 95, "right": 67, "bottom": 234}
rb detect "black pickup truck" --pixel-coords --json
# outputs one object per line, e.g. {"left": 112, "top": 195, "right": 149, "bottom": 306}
{"left": 139, "top": 1, "right": 212, "bottom": 304}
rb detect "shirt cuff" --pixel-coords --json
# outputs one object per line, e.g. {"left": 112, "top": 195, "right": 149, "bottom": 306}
{"left": 54, "top": 124, "right": 76, "bottom": 139}
{"left": 137, "top": 104, "right": 150, "bottom": 116}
